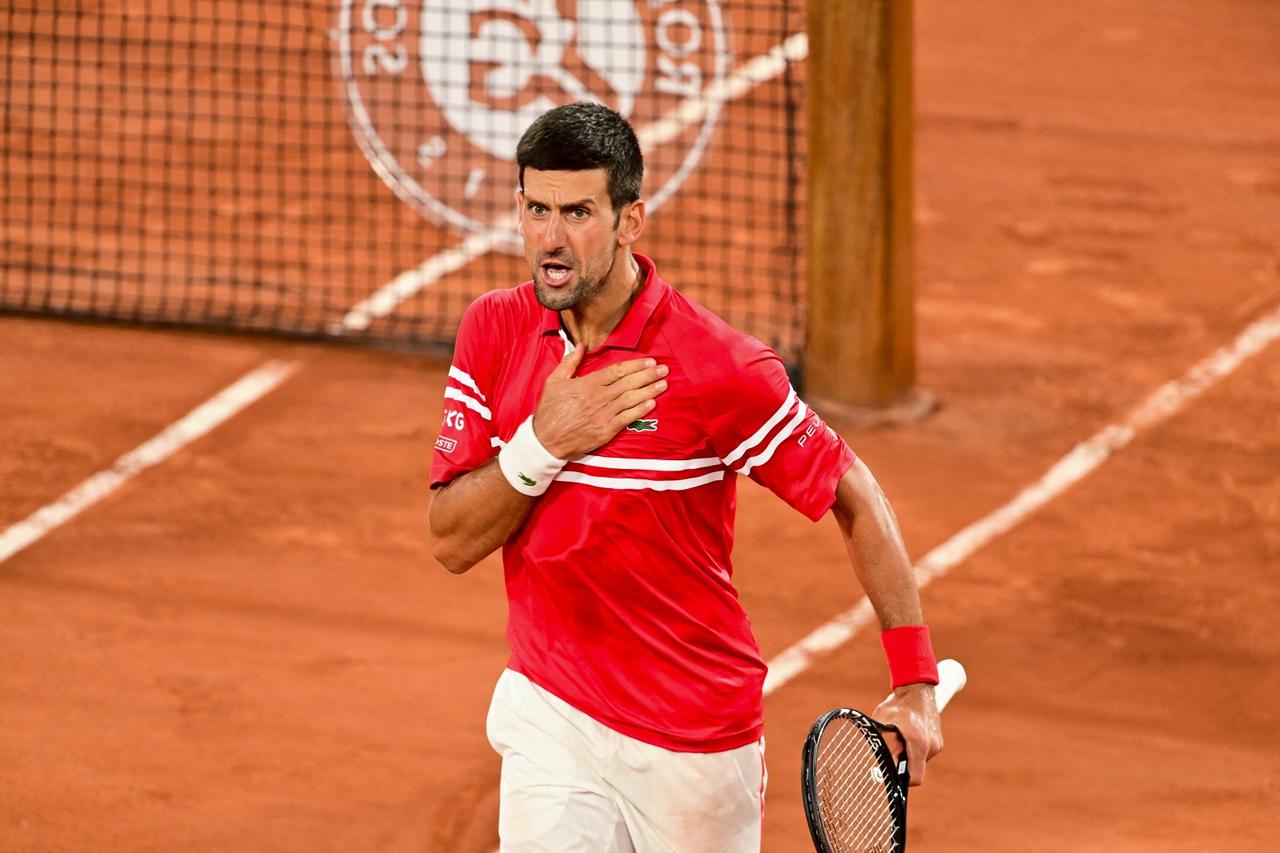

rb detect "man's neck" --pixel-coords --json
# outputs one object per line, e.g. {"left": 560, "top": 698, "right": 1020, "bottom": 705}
{"left": 562, "top": 253, "right": 644, "bottom": 352}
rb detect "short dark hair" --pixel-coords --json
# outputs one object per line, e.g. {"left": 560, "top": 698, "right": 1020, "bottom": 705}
{"left": 516, "top": 103, "right": 644, "bottom": 216}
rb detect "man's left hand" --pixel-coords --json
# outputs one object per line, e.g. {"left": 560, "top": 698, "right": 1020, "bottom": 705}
{"left": 872, "top": 682, "right": 943, "bottom": 786}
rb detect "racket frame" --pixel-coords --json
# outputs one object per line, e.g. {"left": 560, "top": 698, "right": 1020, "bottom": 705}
{"left": 800, "top": 659, "right": 967, "bottom": 853}
{"left": 801, "top": 707, "right": 908, "bottom": 853}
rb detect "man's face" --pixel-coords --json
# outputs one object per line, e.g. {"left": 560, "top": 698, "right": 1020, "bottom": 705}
{"left": 519, "top": 167, "right": 624, "bottom": 312}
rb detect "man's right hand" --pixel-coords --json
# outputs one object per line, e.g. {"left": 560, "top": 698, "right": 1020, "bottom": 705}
{"left": 532, "top": 347, "right": 669, "bottom": 460}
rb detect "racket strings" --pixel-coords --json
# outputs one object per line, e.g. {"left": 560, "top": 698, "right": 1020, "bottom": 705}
{"left": 814, "top": 717, "right": 901, "bottom": 852}
{"left": 820, "top": 724, "right": 885, "bottom": 829}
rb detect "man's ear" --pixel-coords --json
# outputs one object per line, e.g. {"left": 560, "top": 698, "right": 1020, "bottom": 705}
{"left": 616, "top": 199, "right": 646, "bottom": 247}
{"left": 515, "top": 188, "right": 528, "bottom": 231}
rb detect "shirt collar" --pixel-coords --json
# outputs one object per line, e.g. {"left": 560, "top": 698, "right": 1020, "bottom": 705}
{"left": 539, "top": 253, "right": 669, "bottom": 351}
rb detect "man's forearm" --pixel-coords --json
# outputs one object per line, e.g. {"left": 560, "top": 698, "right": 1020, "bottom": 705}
{"left": 428, "top": 459, "right": 537, "bottom": 573}
{"left": 834, "top": 461, "right": 945, "bottom": 784}
{"left": 831, "top": 459, "right": 924, "bottom": 629}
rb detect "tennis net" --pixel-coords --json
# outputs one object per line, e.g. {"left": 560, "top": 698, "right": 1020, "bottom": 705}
{"left": 1, "top": 1, "right": 807, "bottom": 359}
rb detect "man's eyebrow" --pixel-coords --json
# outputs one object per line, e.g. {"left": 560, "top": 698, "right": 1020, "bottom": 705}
{"left": 525, "top": 196, "right": 599, "bottom": 210}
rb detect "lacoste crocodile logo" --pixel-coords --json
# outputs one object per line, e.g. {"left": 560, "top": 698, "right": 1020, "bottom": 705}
{"left": 518, "top": 473, "right": 537, "bottom": 487}
{"left": 626, "top": 419, "right": 658, "bottom": 432}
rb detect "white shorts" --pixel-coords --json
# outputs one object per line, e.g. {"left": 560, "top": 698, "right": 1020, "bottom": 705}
{"left": 486, "top": 669, "right": 767, "bottom": 853}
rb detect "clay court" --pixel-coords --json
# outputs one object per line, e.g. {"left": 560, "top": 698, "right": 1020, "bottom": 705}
{"left": 2, "top": 1, "right": 1279, "bottom": 850}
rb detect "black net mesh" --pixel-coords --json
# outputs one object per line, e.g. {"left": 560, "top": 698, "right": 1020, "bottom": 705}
{"left": 1, "top": 1, "right": 807, "bottom": 360}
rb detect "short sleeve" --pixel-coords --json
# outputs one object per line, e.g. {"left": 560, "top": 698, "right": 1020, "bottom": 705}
{"left": 429, "top": 296, "right": 501, "bottom": 489}
{"left": 703, "top": 348, "right": 856, "bottom": 522}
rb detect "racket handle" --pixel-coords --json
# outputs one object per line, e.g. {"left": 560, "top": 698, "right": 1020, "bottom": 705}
{"left": 881, "top": 658, "right": 967, "bottom": 712}
{"left": 935, "top": 659, "right": 967, "bottom": 712}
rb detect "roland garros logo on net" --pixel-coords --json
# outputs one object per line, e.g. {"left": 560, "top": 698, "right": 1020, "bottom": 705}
{"left": 336, "top": 1, "right": 728, "bottom": 252}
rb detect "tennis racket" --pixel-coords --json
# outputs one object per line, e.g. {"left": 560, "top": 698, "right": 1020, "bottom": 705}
{"left": 801, "top": 658, "right": 967, "bottom": 853}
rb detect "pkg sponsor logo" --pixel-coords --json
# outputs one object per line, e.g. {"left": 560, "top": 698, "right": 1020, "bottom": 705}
{"left": 435, "top": 435, "right": 458, "bottom": 453}
{"left": 335, "top": 0, "right": 728, "bottom": 252}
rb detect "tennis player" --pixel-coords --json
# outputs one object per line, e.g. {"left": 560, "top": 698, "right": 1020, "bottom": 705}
{"left": 428, "top": 103, "right": 943, "bottom": 852}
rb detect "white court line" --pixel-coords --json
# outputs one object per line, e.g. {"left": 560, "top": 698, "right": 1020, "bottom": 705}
{"left": 0, "top": 360, "right": 299, "bottom": 566}
{"left": 334, "top": 31, "right": 811, "bottom": 335}
{"left": 332, "top": 226, "right": 514, "bottom": 335}
{"left": 762, "top": 301, "right": 1280, "bottom": 694}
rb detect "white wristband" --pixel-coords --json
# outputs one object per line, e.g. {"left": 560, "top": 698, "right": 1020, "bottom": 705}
{"left": 498, "top": 416, "right": 566, "bottom": 497}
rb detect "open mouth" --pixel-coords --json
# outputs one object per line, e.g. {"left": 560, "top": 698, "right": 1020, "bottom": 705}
{"left": 540, "top": 260, "right": 574, "bottom": 286}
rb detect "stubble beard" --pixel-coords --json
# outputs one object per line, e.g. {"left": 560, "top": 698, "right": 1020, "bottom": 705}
{"left": 533, "top": 263, "right": 594, "bottom": 312}
{"left": 531, "top": 242, "right": 618, "bottom": 313}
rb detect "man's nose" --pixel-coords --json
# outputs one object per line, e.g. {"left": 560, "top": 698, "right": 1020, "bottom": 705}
{"left": 541, "top": 212, "right": 566, "bottom": 251}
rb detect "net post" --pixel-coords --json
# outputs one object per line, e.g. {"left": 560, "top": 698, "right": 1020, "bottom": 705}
{"left": 804, "top": 0, "right": 933, "bottom": 424}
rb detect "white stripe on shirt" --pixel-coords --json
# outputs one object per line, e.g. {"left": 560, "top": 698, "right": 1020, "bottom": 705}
{"left": 556, "top": 470, "right": 725, "bottom": 492}
{"left": 444, "top": 387, "right": 493, "bottom": 421}
{"left": 448, "top": 365, "right": 487, "bottom": 402}
{"left": 738, "top": 402, "right": 808, "bottom": 476}
{"left": 574, "top": 454, "right": 723, "bottom": 472}
{"left": 721, "top": 387, "right": 798, "bottom": 466}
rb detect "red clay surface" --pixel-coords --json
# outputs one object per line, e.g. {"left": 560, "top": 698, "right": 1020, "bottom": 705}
{"left": 3, "top": 1, "right": 1279, "bottom": 850}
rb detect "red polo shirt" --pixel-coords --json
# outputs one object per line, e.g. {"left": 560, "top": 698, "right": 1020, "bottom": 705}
{"left": 431, "top": 254, "right": 855, "bottom": 752}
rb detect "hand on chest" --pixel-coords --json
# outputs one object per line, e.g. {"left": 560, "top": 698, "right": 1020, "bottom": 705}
{"left": 494, "top": 342, "right": 710, "bottom": 463}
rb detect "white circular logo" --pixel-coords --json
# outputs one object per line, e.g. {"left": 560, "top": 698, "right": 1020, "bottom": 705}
{"left": 336, "top": 0, "right": 728, "bottom": 253}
